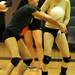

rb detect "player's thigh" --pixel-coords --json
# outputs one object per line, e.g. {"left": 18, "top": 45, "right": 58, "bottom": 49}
{"left": 44, "top": 32, "right": 54, "bottom": 54}
{"left": 32, "top": 30, "right": 42, "bottom": 47}
{"left": 56, "top": 33, "right": 70, "bottom": 57}
{"left": 23, "top": 30, "right": 33, "bottom": 46}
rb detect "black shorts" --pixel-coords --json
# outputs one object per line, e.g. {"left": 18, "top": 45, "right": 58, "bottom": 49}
{"left": 28, "top": 18, "right": 42, "bottom": 30}
{"left": 2, "top": 23, "right": 27, "bottom": 41}
{"left": 2, "top": 28, "right": 21, "bottom": 42}
{"left": 28, "top": 24, "right": 42, "bottom": 30}
{"left": 44, "top": 27, "right": 59, "bottom": 38}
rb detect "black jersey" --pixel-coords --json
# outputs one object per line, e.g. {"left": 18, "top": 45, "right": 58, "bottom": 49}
{"left": 28, "top": 7, "right": 42, "bottom": 30}
{"left": 11, "top": 5, "right": 37, "bottom": 26}
{"left": 2, "top": 4, "right": 39, "bottom": 41}
{"left": 6, "top": 4, "right": 38, "bottom": 32}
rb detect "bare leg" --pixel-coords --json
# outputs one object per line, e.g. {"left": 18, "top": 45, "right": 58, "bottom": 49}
{"left": 23, "top": 30, "right": 35, "bottom": 66}
{"left": 42, "top": 32, "right": 54, "bottom": 75}
{"left": 32, "top": 30, "right": 43, "bottom": 69}
{"left": 10, "top": 38, "right": 34, "bottom": 75}
{"left": 4, "top": 37, "right": 21, "bottom": 75}
{"left": 5, "top": 37, "right": 20, "bottom": 58}
{"left": 56, "top": 32, "right": 71, "bottom": 75}
{"left": 10, "top": 61, "right": 28, "bottom": 75}
{"left": 18, "top": 38, "right": 32, "bottom": 59}
{"left": 44, "top": 32, "right": 54, "bottom": 56}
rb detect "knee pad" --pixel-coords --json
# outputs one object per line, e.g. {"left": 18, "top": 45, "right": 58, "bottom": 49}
{"left": 42, "top": 71, "right": 48, "bottom": 75}
{"left": 11, "top": 58, "right": 21, "bottom": 67}
{"left": 43, "top": 55, "right": 51, "bottom": 64}
{"left": 63, "top": 56, "right": 71, "bottom": 63}
{"left": 23, "top": 59, "right": 32, "bottom": 66}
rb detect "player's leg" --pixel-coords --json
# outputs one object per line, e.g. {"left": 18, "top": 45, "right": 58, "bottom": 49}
{"left": 56, "top": 32, "right": 71, "bottom": 75}
{"left": 42, "top": 32, "right": 54, "bottom": 75}
{"left": 10, "top": 38, "right": 33, "bottom": 75}
{"left": 3, "top": 35, "right": 21, "bottom": 75}
{"left": 21, "top": 27, "right": 35, "bottom": 66}
{"left": 32, "top": 30, "right": 44, "bottom": 69}
{"left": 2, "top": 28, "right": 29, "bottom": 75}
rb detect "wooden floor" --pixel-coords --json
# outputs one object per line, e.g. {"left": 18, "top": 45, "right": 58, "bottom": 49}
{"left": 0, "top": 60, "right": 75, "bottom": 75}
{"left": 0, "top": 43, "right": 75, "bottom": 75}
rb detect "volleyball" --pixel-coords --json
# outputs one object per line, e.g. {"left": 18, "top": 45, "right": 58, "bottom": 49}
{"left": 50, "top": 6, "right": 65, "bottom": 20}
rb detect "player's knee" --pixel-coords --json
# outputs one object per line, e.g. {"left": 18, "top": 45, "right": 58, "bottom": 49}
{"left": 43, "top": 55, "right": 51, "bottom": 64}
{"left": 23, "top": 59, "right": 32, "bottom": 66}
{"left": 11, "top": 57, "right": 21, "bottom": 67}
{"left": 63, "top": 56, "right": 71, "bottom": 63}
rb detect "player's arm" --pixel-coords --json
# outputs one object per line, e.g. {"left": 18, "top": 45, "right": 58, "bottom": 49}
{"left": 32, "top": 11, "right": 67, "bottom": 32}
{"left": 63, "top": 0, "right": 71, "bottom": 26}
{"left": 40, "top": 0, "right": 51, "bottom": 12}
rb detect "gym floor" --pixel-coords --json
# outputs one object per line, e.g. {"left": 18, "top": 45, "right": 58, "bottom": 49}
{"left": 0, "top": 43, "right": 75, "bottom": 75}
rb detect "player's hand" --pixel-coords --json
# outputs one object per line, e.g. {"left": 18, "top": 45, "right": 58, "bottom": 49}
{"left": 59, "top": 22, "right": 67, "bottom": 33}
{"left": 0, "top": 1, "right": 8, "bottom": 12}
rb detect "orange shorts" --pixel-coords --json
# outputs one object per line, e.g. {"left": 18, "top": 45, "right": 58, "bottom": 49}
{"left": 20, "top": 26, "right": 29, "bottom": 36}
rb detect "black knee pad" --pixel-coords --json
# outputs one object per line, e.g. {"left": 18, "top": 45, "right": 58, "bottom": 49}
{"left": 42, "top": 71, "right": 48, "bottom": 75}
{"left": 63, "top": 56, "right": 71, "bottom": 63}
{"left": 11, "top": 58, "right": 21, "bottom": 67}
{"left": 23, "top": 59, "right": 32, "bottom": 66}
{"left": 43, "top": 55, "right": 51, "bottom": 64}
